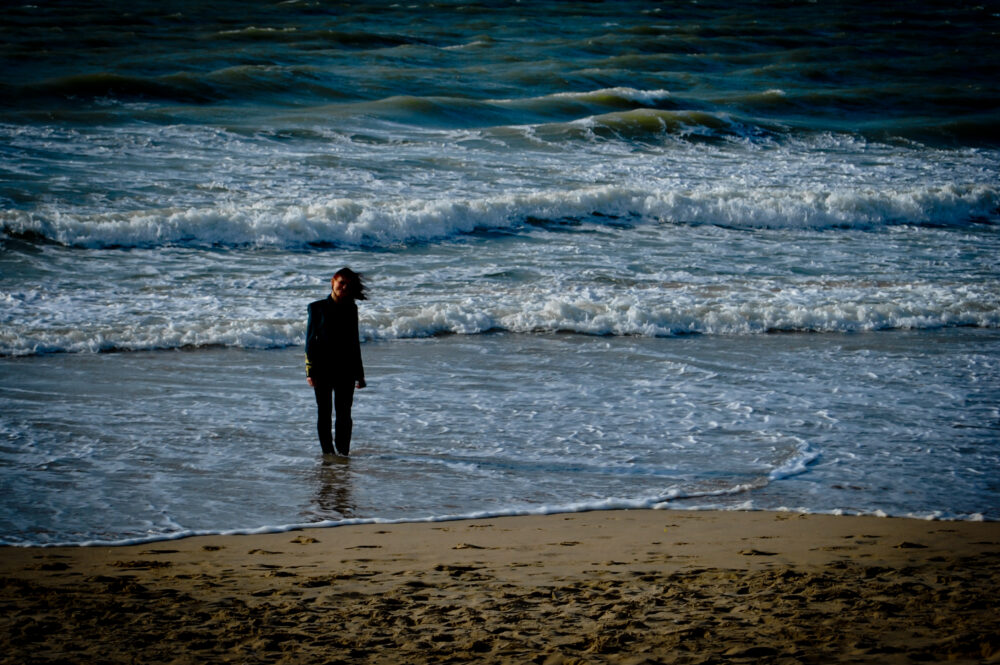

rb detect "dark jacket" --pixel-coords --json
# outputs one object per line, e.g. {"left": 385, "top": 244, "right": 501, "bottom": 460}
{"left": 305, "top": 296, "right": 364, "bottom": 383}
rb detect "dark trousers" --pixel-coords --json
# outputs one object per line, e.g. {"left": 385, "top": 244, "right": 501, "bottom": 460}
{"left": 312, "top": 378, "right": 355, "bottom": 455}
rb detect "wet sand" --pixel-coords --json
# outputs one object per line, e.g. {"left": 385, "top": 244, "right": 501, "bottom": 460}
{"left": 2, "top": 509, "right": 998, "bottom": 664}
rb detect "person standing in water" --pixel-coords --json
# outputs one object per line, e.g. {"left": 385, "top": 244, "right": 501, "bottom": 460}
{"left": 306, "top": 268, "right": 367, "bottom": 456}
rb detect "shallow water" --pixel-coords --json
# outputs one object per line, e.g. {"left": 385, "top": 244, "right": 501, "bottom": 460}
{"left": 2, "top": 329, "right": 997, "bottom": 545}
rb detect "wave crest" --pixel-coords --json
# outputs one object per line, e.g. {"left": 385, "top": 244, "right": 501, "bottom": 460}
{"left": 4, "top": 275, "right": 998, "bottom": 357}
{"left": 3, "top": 183, "right": 996, "bottom": 250}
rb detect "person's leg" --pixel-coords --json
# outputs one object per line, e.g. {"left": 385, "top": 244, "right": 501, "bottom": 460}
{"left": 333, "top": 381, "right": 356, "bottom": 455}
{"left": 312, "top": 379, "right": 335, "bottom": 455}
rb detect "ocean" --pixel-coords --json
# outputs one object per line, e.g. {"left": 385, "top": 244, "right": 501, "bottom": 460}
{"left": 1, "top": 0, "right": 998, "bottom": 546}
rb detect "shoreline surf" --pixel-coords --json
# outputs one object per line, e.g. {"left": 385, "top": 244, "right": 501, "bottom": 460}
{"left": 3, "top": 329, "right": 997, "bottom": 547}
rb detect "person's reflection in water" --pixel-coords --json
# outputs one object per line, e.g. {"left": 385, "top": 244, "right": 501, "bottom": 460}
{"left": 308, "top": 456, "right": 355, "bottom": 521}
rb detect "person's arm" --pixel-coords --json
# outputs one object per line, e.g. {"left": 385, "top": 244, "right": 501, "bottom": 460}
{"left": 354, "top": 304, "right": 365, "bottom": 389}
{"left": 305, "top": 303, "right": 316, "bottom": 386}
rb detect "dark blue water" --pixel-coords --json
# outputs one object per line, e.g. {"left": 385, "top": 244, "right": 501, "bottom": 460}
{"left": 1, "top": 1, "right": 998, "bottom": 544}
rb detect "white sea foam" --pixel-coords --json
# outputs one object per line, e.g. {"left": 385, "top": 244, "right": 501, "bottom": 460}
{"left": 767, "top": 440, "right": 820, "bottom": 480}
{"left": 0, "top": 479, "right": 801, "bottom": 548}
{"left": 12, "top": 501, "right": 986, "bottom": 548}
{"left": 3, "top": 182, "right": 996, "bottom": 249}
{"left": 544, "top": 87, "right": 674, "bottom": 104}
{"left": 7, "top": 468, "right": 986, "bottom": 548}
{"left": 3, "top": 277, "right": 998, "bottom": 356}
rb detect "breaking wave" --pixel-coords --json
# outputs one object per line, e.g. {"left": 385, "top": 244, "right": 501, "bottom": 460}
{"left": 3, "top": 183, "right": 996, "bottom": 250}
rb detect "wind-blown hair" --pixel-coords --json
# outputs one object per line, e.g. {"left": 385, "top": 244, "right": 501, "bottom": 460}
{"left": 334, "top": 267, "right": 368, "bottom": 301}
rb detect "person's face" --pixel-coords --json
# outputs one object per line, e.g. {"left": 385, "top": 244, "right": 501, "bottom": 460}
{"left": 331, "top": 275, "right": 349, "bottom": 301}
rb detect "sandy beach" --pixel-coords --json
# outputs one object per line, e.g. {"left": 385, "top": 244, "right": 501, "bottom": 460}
{"left": 2, "top": 509, "right": 998, "bottom": 664}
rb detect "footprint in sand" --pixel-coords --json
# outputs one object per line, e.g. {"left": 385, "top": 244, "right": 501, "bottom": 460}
{"left": 32, "top": 561, "right": 71, "bottom": 571}
{"left": 110, "top": 560, "right": 173, "bottom": 569}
